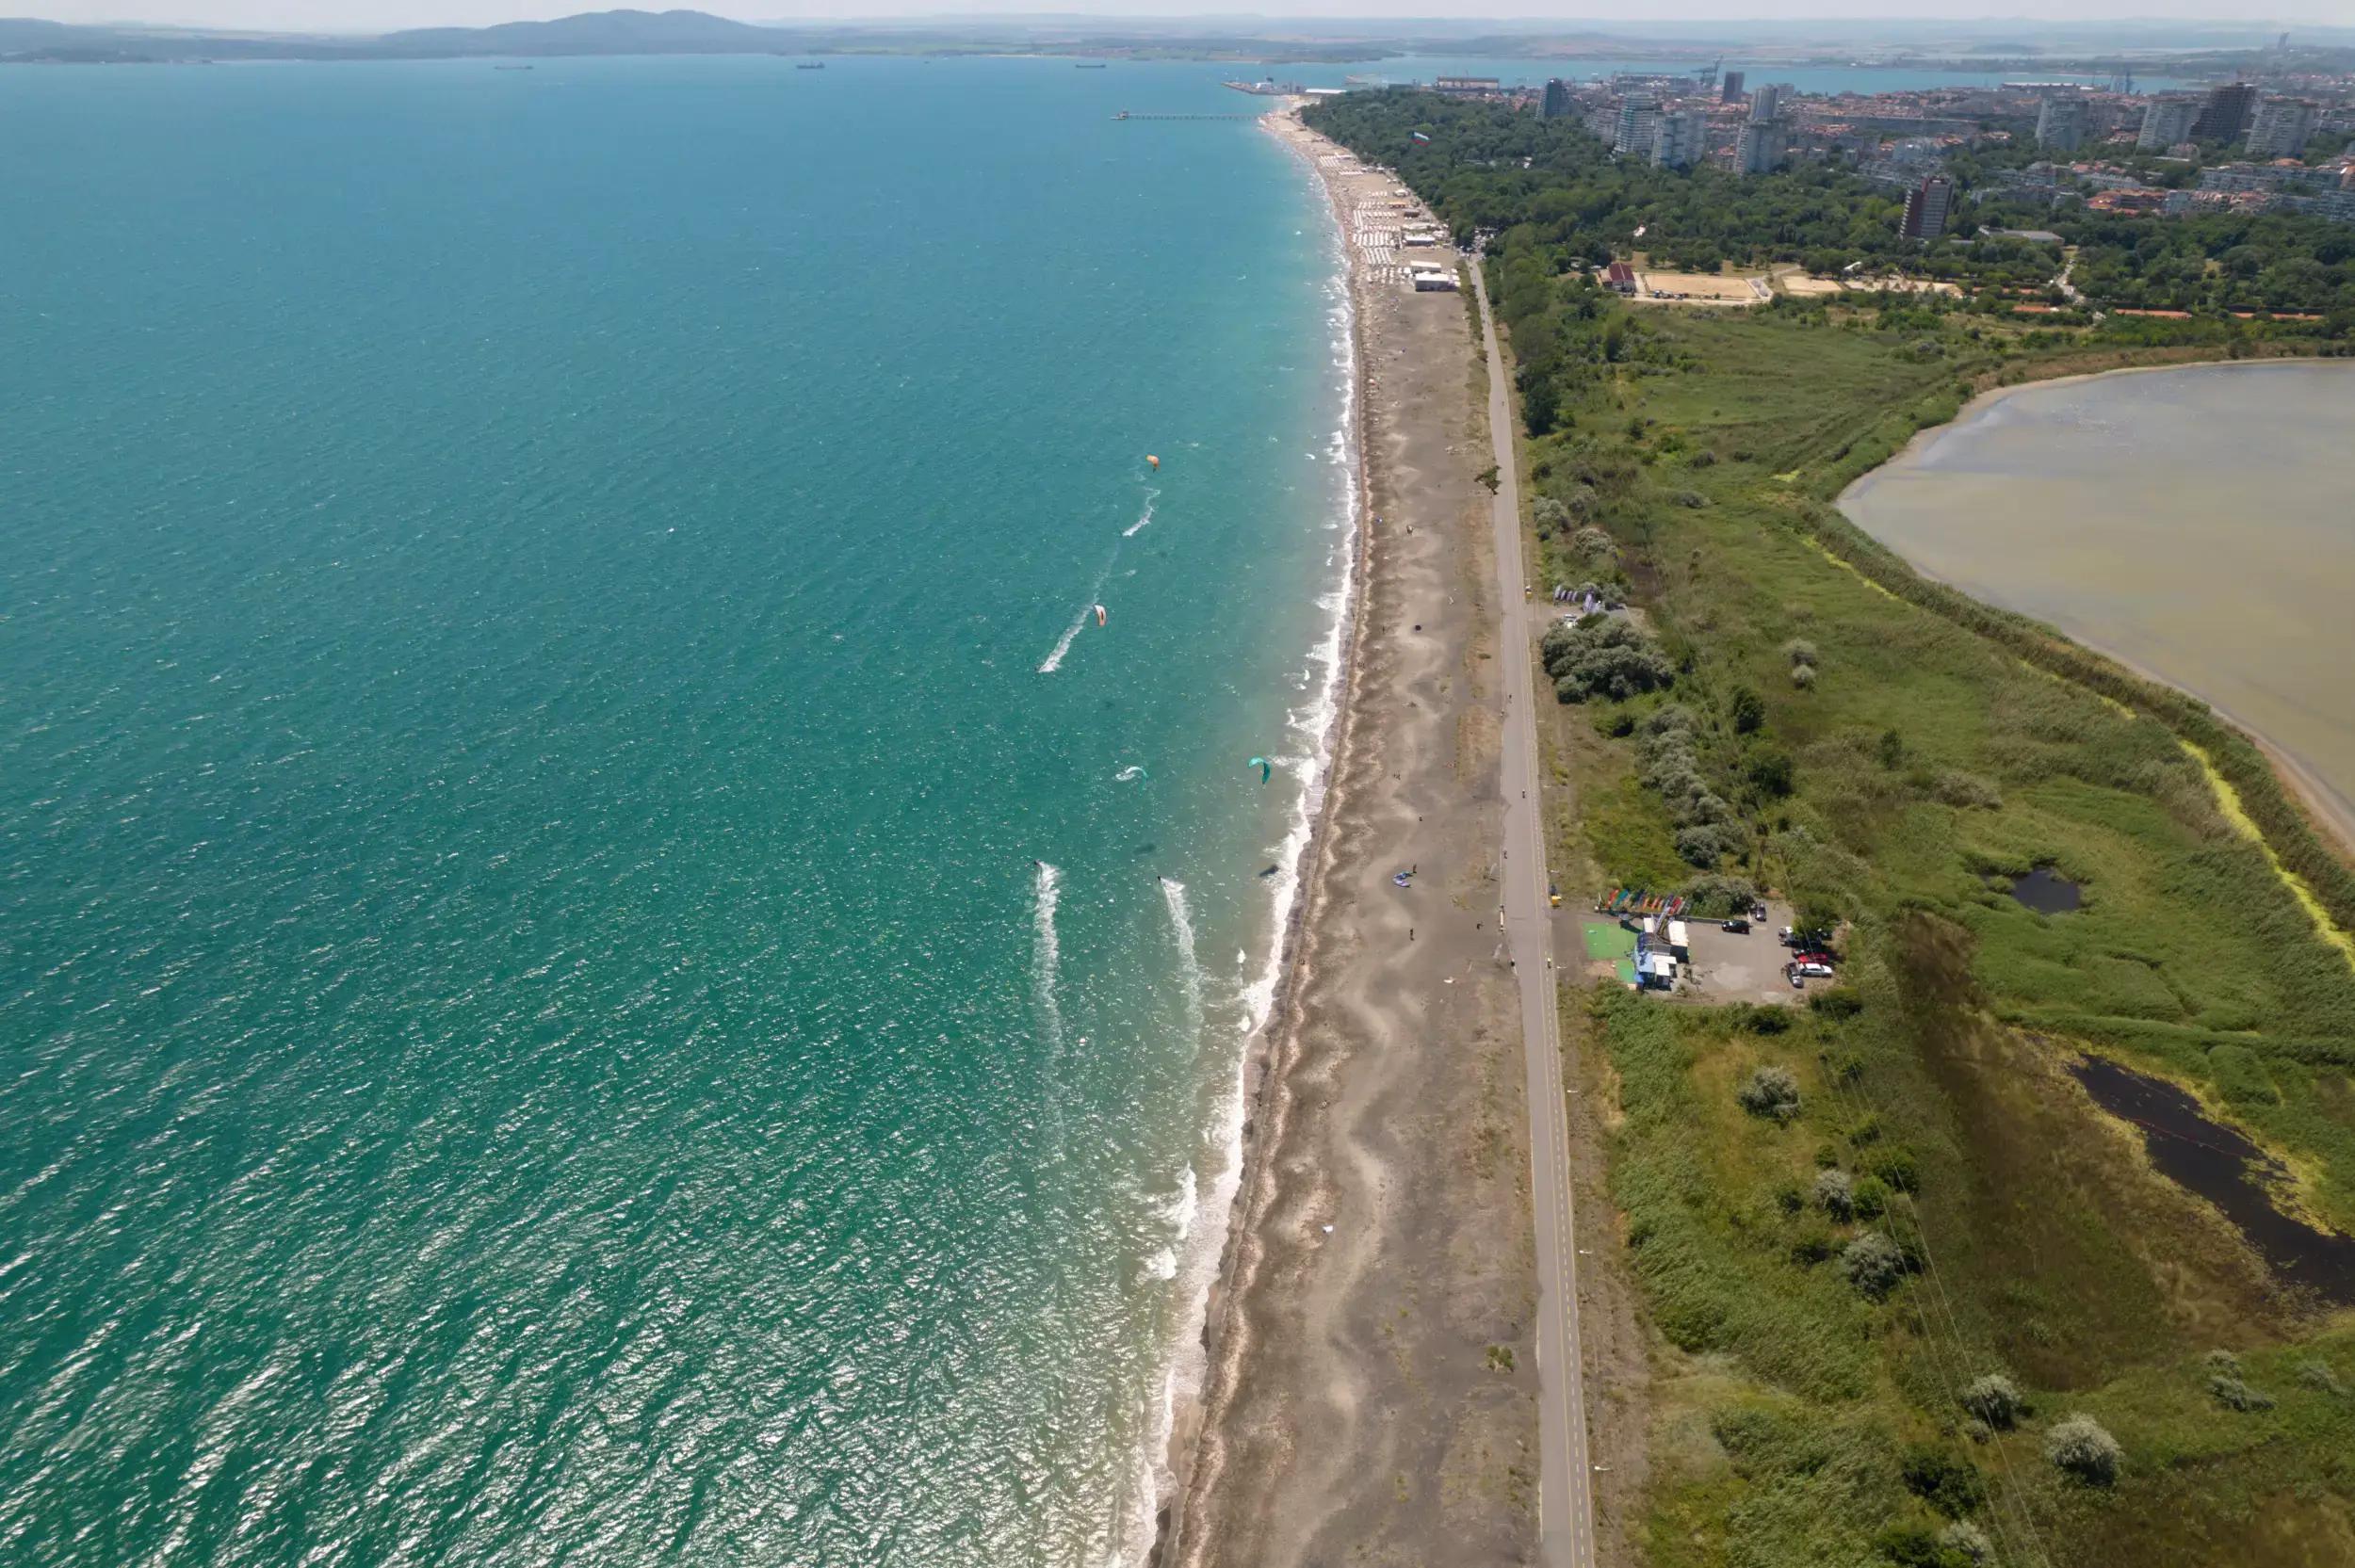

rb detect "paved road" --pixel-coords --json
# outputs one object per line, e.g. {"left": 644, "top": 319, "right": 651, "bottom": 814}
{"left": 1470, "top": 264, "right": 1599, "bottom": 1568}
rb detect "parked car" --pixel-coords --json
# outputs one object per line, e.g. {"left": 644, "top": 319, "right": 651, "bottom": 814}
{"left": 1788, "top": 960, "right": 1835, "bottom": 979}
{"left": 1794, "top": 951, "right": 1837, "bottom": 969}
{"left": 1721, "top": 917, "right": 1750, "bottom": 934}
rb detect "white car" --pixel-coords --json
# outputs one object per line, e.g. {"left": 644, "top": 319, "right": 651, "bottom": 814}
{"left": 1788, "top": 960, "right": 1835, "bottom": 980}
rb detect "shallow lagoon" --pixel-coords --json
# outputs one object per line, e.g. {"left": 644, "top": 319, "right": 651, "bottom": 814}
{"left": 1842, "top": 362, "right": 2355, "bottom": 840}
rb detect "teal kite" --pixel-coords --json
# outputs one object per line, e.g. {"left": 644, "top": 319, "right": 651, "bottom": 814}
{"left": 1247, "top": 755, "right": 1271, "bottom": 784}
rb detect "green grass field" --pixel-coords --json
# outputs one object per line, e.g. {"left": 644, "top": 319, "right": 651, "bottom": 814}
{"left": 1520, "top": 300, "right": 2355, "bottom": 1567}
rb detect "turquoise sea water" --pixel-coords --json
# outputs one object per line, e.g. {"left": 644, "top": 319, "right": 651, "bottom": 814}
{"left": 0, "top": 57, "right": 1355, "bottom": 1565}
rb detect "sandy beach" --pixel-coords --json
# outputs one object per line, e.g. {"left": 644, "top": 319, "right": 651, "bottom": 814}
{"left": 1156, "top": 110, "right": 1538, "bottom": 1567}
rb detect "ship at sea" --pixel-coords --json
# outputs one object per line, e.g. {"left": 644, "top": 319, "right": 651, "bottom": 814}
{"left": 796, "top": 61, "right": 825, "bottom": 70}
{"left": 1075, "top": 61, "right": 1108, "bottom": 69}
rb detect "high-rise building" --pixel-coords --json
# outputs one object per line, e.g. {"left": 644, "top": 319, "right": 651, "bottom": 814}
{"left": 1733, "top": 121, "right": 1787, "bottom": 175}
{"left": 2135, "top": 95, "right": 2201, "bottom": 150}
{"left": 2035, "top": 95, "right": 2088, "bottom": 153}
{"left": 1748, "top": 83, "right": 1785, "bottom": 125}
{"left": 1541, "top": 78, "right": 1574, "bottom": 121}
{"left": 2246, "top": 97, "right": 2318, "bottom": 157}
{"left": 2191, "top": 81, "right": 2257, "bottom": 142}
{"left": 1721, "top": 70, "right": 1746, "bottom": 105}
{"left": 1614, "top": 96, "right": 1661, "bottom": 157}
{"left": 1651, "top": 110, "right": 1706, "bottom": 170}
{"left": 1901, "top": 176, "right": 1953, "bottom": 240}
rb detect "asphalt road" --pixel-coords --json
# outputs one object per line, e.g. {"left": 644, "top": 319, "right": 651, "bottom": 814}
{"left": 1470, "top": 264, "right": 1600, "bottom": 1568}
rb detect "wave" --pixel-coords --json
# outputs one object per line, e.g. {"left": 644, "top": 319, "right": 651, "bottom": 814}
{"left": 1122, "top": 487, "right": 1161, "bottom": 538}
{"left": 1031, "top": 860, "right": 1064, "bottom": 1050}
{"left": 1039, "top": 546, "right": 1120, "bottom": 674}
{"left": 1160, "top": 877, "right": 1205, "bottom": 1044}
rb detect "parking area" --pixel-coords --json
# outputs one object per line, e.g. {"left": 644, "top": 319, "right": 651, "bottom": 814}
{"left": 1670, "top": 899, "right": 1804, "bottom": 1005}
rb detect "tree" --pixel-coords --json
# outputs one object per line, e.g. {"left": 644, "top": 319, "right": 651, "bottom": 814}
{"left": 1730, "top": 687, "right": 1765, "bottom": 735}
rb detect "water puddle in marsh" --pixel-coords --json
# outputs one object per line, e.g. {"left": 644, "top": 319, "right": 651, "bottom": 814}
{"left": 2068, "top": 1055, "right": 2355, "bottom": 1306}
{"left": 2007, "top": 866, "right": 2081, "bottom": 913}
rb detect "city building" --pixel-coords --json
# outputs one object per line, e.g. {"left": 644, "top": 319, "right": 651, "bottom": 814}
{"left": 1432, "top": 75, "right": 1502, "bottom": 98}
{"left": 1721, "top": 69, "right": 1746, "bottom": 105}
{"left": 2135, "top": 95, "right": 2201, "bottom": 150}
{"left": 2190, "top": 80, "right": 2257, "bottom": 142}
{"left": 1901, "top": 175, "right": 1954, "bottom": 239}
{"left": 2247, "top": 98, "right": 2318, "bottom": 158}
{"left": 2035, "top": 95, "right": 2088, "bottom": 153}
{"left": 1652, "top": 110, "right": 1706, "bottom": 170}
{"left": 1748, "top": 82, "right": 1785, "bottom": 124}
{"left": 1614, "top": 95, "right": 1661, "bottom": 157}
{"left": 1733, "top": 121, "right": 1787, "bottom": 175}
{"left": 1541, "top": 78, "right": 1573, "bottom": 121}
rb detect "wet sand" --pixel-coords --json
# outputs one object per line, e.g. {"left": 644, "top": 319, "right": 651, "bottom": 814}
{"left": 1158, "top": 112, "right": 1536, "bottom": 1566}
{"left": 1840, "top": 360, "right": 2355, "bottom": 857}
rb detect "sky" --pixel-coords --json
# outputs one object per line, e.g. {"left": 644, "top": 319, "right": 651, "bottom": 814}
{"left": 23, "top": 1, "right": 2351, "bottom": 35}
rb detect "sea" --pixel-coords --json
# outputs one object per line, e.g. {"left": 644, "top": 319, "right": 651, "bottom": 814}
{"left": 0, "top": 56, "right": 1356, "bottom": 1568}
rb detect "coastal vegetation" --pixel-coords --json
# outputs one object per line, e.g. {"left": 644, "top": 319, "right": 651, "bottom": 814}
{"left": 1307, "top": 91, "right": 2355, "bottom": 1568}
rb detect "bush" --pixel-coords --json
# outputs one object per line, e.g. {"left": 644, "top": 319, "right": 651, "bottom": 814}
{"left": 1737, "top": 1064, "right": 1802, "bottom": 1122}
{"left": 1842, "top": 1231, "right": 1906, "bottom": 1298}
{"left": 1742, "top": 1004, "right": 1794, "bottom": 1035}
{"left": 1730, "top": 687, "right": 1765, "bottom": 735}
{"left": 1676, "top": 825, "right": 1730, "bottom": 866}
{"left": 1871, "top": 1148, "right": 1921, "bottom": 1193}
{"left": 1782, "top": 638, "right": 1819, "bottom": 668}
{"left": 1541, "top": 617, "right": 1675, "bottom": 703}
{"left": 1791, "top": 663, "right": 1818, "bottom": 690}
{"left": 1961, "top": 1374, "right": 2022, "bottom": 1430}
{"left": 1813, "top": 1167, "right": 1855, "bottom": 1219}
{"left": 1809, "top": 989, "right": 1865, "bottom": 1020}
{"left": 1532, "top": 495, "right": 1571, "bottom": 537}
{"left": 1789, "top": 1224, "right": 1836, "bottom": 1265}
{"left": 1853, "top": 1175, "right": 1890, "bottom": 1220}
{"left": 1933, "top": 768, "right": 2003, "bottom": 809}
{"left": 1570, "top": 524, "right": 1615, "bottom": 563}
{"left": 1681, "top": 874, "right": 1759, "bottom": 918}
{"left": 1746, "top": 747, "right": 1795, "bottom": 798}
{"left": 2210, "top": 1374, "right": 2275, "bottom": 1412}
{"left": 2045, "top": 1414, "right": 2122, "bottom": 1485}
{"left": 1900, "top": 1443, "right": 1987, "bottom": 1518}
{"left": 2296, "top": 1359, "right": 2345, "bottom": 1395}
{"left": 1939, "top": 1522, "right": 1993, "bottom": 1564}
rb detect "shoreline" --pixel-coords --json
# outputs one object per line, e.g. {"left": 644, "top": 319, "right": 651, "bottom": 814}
{"left": 1136, "top": 103, "right": 1372, "bottom": 1561}
{"left": 1837, "top": 357, "right": 2355, "bottom": 866}
{"left": 1158, "top": 105, "right": 1536, "bottom": 1566}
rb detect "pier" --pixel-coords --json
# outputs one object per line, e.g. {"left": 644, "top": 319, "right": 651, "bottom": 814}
{"left": 1111, "top": 111, "right": 1261, "bottom": 121}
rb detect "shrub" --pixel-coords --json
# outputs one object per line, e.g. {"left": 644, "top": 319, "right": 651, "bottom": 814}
{"left": 1871, "top": 1148, "right": 1921, "bottom": 1193}
{"left": 1791, "top": 663, "right": 1818, "bottom": 690}
{"left": 1742, "top": 1004, "right": 1794, "bottom": 1035}
{"left": 1813, "top": 1168, "right": 1855, "bottom": 1219}
{"left": 1746, "top": 747, "right": 1795, "bottom": 798}
{"left": 1782, "top": 638, "right": 1819, "bottom": 668}
{"left": 1933, "top": 769, "right": 2003, "bottom": 809}
{"left": 1730, "top": 686, "right": 1765, "bottom": 735}
{"left": 2203, "top": 1349, "right": 2242, "bottom": 1375}
{"left": 1570, "top": 524, "right": 1615, "bottom": 562}
{"left": 1789, "top": 1224, "right": 1836, "bottom": 1265}
{"left": 1939, "top": 1521, "right": 1994, "bottom": 1563}
{"left": 1774, "top": 1180, "right": 1806, "bottom": 1215}
{"left": 1877, "top": 728, "right": 1907, "bottom": 769}
{"left": 1842, "top": 1231, "right": 1906, "bottom": 1297}
{"left": 1541, "top": 617, "right": 1675, "bottom": 703}
{"left": 1531, "top": 495, "right": 1571, "bottom": 537}
{"left": 2045, "top": 1414, "right": 2122, "bottom": 1485}
{"left": 1671, "top": 489, "right": 1709, "bottom": 509}
{"left": 1737, "top": 1064, "right": 1802, "bottom": 1122}
{"left": 1681, "top": 874, "right": 1759, "bottom": 918}
{"left": 2209, "top": 1374, "right": 2275, "bottom": 1412}
{"left": 1809, "top": 989, "right": 1865, "bottom": 1020}
{"left": 2296, "top": 1359, "right": 2345, "bottom": 1395}
{"left": 1677, "top": 825, "right": 1730, "bottom": 866}
{"left": 1900, "top": 1443, "right": 1987, "bottom": 1518}
{"left": 1853, "top": 1175, "right": 1890, "bottom": 1220}
{"left": 1961, "top": 1374, "right": 2022, "bottom": 1430}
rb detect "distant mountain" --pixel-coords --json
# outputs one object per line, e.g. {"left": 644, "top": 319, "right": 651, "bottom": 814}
{"left": 382, "top": 8, "right": 783, "bottom": 58}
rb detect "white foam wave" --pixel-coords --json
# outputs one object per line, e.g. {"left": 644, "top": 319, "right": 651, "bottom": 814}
{"left": 1031, "top": 861, "right": 1063, "bottom": 1048}
{"left": 1160, "top": 877, "right": 1204, "bottom": 1044}
{"left": 1039, "top": 547, "right": 1121, "bottom": 673}
{"left": 1122, "top": 487, "right": 1161, "bottom": 538}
